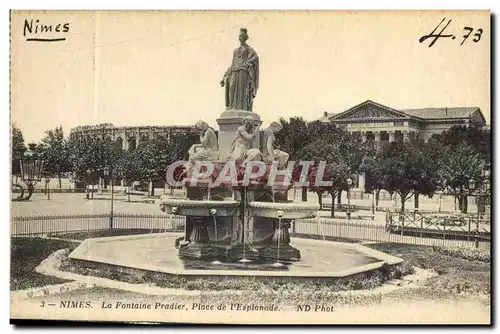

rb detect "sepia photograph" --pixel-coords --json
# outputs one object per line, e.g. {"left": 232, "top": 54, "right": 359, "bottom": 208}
{"left": 9, "top": 9, "right": 491, "bottom": 325}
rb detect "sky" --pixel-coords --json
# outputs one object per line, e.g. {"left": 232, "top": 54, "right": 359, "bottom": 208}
{"left": 10, "top": 10, "right": 490, "bottom": 143}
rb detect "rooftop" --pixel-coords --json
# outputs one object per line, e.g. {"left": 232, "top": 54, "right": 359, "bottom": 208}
{"left": 320, "top": 101, "right": 485, "bottom": 123}
{"left": 401, "top": 107, "right": 480, "bottom": 120}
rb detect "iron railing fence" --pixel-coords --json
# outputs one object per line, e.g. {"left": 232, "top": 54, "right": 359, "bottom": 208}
{"left": 11, "top": 213, "right": 185, "bottom": 236}
{"left": 386, "top": 211, "right": 490, "bottom": 233}
{"left": 11, "top": 213, "right": 490, "bottom": 250}
{"left": 291, "top": 218, "right": 489, "bottom": 250}
{"left": 322, "top": 202, "right": 489, "bottom": 216}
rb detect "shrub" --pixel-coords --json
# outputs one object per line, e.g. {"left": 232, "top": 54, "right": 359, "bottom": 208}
{"left": 433, "top": 246, "right": 490, "bottom": 263}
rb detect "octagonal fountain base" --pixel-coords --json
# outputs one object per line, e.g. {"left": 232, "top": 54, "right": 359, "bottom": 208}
{"left": 68, "top": 233, "right": 403, "bottom": 283}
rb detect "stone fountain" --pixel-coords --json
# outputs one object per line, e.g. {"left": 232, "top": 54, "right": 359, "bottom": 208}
{"left": 158, "top": 27, "right": 320, "bottom": 265}
{"left": 160, "top": 163, "right": 319, "bottom": 264}
{"left": 68, "top": 28, "right": 403, "bottom": 281}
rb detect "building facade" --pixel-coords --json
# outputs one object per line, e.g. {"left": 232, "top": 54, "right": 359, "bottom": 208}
{"left": 69, "top": 123, "right": 196, "bottom": 190}
{"left": 69, "top": 123, "right": 196, "bottom": 151}
{"left": 319, "top": 100, "right": 488, "bottom": 201}
{"left": 319, "top": 100, "right": 487, "bottom": 142}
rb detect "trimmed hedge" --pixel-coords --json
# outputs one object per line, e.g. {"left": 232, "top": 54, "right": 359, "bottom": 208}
{"left": 433, "top": 246, "right": 490, "bottom": 263}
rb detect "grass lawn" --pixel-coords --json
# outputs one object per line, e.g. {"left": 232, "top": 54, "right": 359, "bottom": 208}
{"left": 10, "top": 237, "right": 79, "bottom": 290}
{"left": 11, "top": 229, "right": 167, "bottom": 291}
{"left": 367, "top": 243, "right": 490, "bottom": 297}
{"left": 11, "top": 229, "right": 490, "bottom": 301}
{"left": 50, "top": 229, "right": 166, "bottom": 241}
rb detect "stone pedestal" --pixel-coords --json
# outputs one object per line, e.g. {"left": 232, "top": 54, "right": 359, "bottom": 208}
{"left": 259, "top": 220, "right": 301, "bottom": 262}
{"left": 216, "top": 109, "right": 261, "bottom": 160}
{"left": 226, "top": 243, "right": 260, "bottom": 261}
{"left": 178, "top": 218, "right": 218, "bottom": 259}
{"left": 226, "top": 209, "right": 259, "bottom": 261}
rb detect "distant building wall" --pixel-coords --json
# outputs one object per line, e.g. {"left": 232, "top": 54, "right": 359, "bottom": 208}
{"left": 69, "top": 123, "right": 196, "bottom": 151}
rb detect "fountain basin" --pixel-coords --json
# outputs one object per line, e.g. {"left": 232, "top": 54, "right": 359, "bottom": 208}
{"left": 68, "top": 233, "right": 404, "bottom": 282}
{"left": 160, "top": 197, "right": 240, "bottom": 217}
{"left": 248, "top": 201, "right": 320, "bottom": 219}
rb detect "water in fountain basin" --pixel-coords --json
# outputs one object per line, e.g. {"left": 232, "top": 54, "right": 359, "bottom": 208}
{"left": 211, "top": 215, "right": 222, "bottom": 265}
{"left": 271, "top": 217, "right": 284, "bottom": 268}
{"left": 161, "top": 213, "right": 175, "bottom": 234}
{"left": 238, "top": 186, "right": 252, "bottom": 264}
{"left": 238, "top": 216, "right": 251, "bottom": 263}
{"left": 182, "top": 214, "right": 188, "bottom": 241}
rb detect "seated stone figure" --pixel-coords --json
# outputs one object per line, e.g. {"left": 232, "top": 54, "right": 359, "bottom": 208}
{"left": 227, "top": 116, "right": 261, "bottom": 167}
{"left": 184, "top": 120, "right": 219, "bottom": 176}
{"left": 262, "top": 121, "right": 289, "bottom": 169}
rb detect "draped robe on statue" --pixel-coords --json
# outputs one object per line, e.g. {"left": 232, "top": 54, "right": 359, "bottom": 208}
{"left": 227, "top": 125, "right": 261, "bottom": 166}
{"left": 185, "top": 127, "right": 219, "bottom": 170}
{"left": 223, "top": 45, "right": 259, "bottom": 111}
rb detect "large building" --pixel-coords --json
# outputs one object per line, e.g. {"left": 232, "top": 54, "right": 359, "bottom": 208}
{"left": 69, "top": 123, "right": 196, "bottom": 189}
{"left": 319, "top": 100, "right": 487, "bottom": 142}
{"left": 319, "top": 100, "right": 488, "bottom": 200}
{"left": 69, "top": 123, "right": 196, "bottom": 151}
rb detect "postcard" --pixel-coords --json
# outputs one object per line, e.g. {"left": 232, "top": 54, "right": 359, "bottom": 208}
{"left": 10, "top": 10, "right": 491, "bottom": 325}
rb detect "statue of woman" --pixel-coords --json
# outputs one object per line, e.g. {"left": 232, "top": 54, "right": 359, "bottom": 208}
{"left": 220, "top": 28, "right": 259, "bottom": 112}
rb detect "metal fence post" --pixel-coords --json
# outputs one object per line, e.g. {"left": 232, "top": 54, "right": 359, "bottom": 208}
{"left": 420, "top": 212, "right": 423, "bottom": 239}
{"left": 400, "top": 211, "right": 404, "bottom": 237}
{"left": 442, "top": 217, "right": 446, "bottom": 245}
{"left": 474, "top": 216, "right": 479, "bottom": 248}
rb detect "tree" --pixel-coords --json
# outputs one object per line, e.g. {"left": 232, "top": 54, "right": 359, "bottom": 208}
{"left": 427, "top": 126, "right": 490, "bottom": 213}
{"left": 431, "top": 124, "right": 491, "bottom": 164}
{"left": 116, "top": 149, "right": 140, "bottom": 195}
{"left": 116, "top": 132, "right": 198, "bottom": 197}
{"left": 274, "top": 117, "right": 309, "bottom": 160}
{"left": 68, "top": 135, "right": 122, "bottom": 187}
{"left": 359, "top": 141, "right": 385, "bottom": 208}
{"left": 435, "top": 143, "right": 486, "bottom": 213}
{"left": 306, "top": 121, "right": 343, "bottom": 143}
{"left": 11, "top": 124, "right": 26, "bottom": 176}
{"left": 335, "top": 131, "right": 364, "bottom": 204}
{"left": 298, "top": 139, "right": 355, "bottom": 218}
{"left": 275, "top": 117, "right": 310, "bottom": 201}
{"left": 378, "top": 140, "right": 438, "bottom": 213}
{"left": 37, "top": 126, "right": 71, "bottom": 188}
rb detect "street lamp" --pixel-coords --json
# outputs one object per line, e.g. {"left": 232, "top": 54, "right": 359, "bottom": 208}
{"left": 346, "top": 177, "right": 353, "bottom": 220}
{"left": 483, "top": 167, "right": 490, "bottom": 179}
{"left": 15, "top": 147, "right": 45, "bottom": 201}
{"left": 104, "top": 166, "right": 114, "bottom": 229}
{"left": 468, "top": 178, "right": 476, "bottom": 215}
{"left": 86, "top": 169, "right": 94, "bottom": 199}
{"left": 483, "top": 169, "right": 490, "bottom": 198}
{"left": 439, "top": 179, "right": 447, "bottom": 213}
{"left": 469, "top": 178, "right": 480, "bottom": 248}
{"left": 474, "top": 166, "right": 491, "bottom": 235}
{"left": 468, "top": 178, "right": 475, "bottom": 192}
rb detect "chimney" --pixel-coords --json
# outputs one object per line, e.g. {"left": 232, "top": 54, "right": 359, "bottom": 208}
{"left": 323, "top": 111, "right": 328, "bottom": 117}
